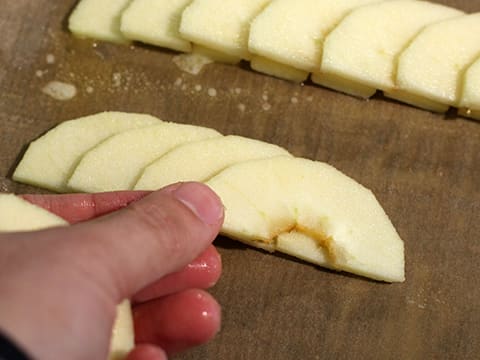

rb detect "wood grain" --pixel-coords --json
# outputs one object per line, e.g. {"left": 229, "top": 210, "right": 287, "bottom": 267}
{"left": 0, "top": 1, "right": 479, "bottom": 359}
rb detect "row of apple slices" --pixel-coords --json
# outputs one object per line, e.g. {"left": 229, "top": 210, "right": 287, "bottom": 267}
{"left": 13, "top": 112, "right": 404, "bottom": 282}
{"left": 0, "top": 193, "right": 134, "bottom": 360}
{"left": 68, "top": 0, "right": 480, "bottom": 120}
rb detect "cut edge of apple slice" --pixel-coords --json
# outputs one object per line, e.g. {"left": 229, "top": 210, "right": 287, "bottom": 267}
{"left": 191, "top": 45, "right": 241, "bottom": 65}
{"left": 312, "top": 71, "right": 376, "bottom": 99}
{"left": 68, "top": 0, "right": 131, "bottom": 44}
{"left": 384, "top": 90, "right": 449, "bottom": 113}
{"left": 120, "top": 0, "right": 193, "bottom": 53}
{"left": 108, "top": 299, "right": 135, "bottom": 360}
{"left": 250, "top": 56, "right": 309, "bottom": 83}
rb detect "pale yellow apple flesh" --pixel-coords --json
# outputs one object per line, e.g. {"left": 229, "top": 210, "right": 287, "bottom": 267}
{"left": 320, "top": 0, "right": 463, "bottom": 97}
{"left": 458, "top": 57, "right": 480, "bottom": 121}
{"left": 68, "top": 0, "right": 132, "bottom": 44}
{"left": 394, "top": 13, "right": 480, "bottom": 110}
{"left": 179, "top": 0, "right": 271, "bottom": 60}
{"left": 67, "top": 123, "right": 221, "bottom": 193}
{"left": 249, "top": 0, "right": 380, "bottom": 75}
{"left": 13, "top": 112, "right": 161, "bottom": 193}
{"left": 134, "top": 135, "right": 291, "bottom": 190}
{"left": 250, "top": 56, "right": 309, "bottom": 83}
{"left": 120, "top": 0, "right": 193, "bottom": 52}
{"left": 0, "top": 194, "right": 134, "bottom": 360}
{"left": 207, "top": 156, "right": 405, "bottom": 282}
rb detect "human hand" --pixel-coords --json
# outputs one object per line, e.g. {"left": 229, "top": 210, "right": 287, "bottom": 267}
{"left": 0, "top": 182, "right": 224, "bottom": 360}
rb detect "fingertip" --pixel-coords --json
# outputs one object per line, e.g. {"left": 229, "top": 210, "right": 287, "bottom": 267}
{"left": 172, "top": 182, "right": 224, "bottom": 227}
{"left": 127, "top": 344, "right": 168, "bottom": 360}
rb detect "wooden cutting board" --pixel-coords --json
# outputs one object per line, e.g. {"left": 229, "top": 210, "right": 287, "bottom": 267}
{"left": 1, "top": 1, "right": 479, "bottom": 359}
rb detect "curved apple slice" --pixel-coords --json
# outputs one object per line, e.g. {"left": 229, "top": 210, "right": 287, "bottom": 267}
{"left": 13, "top": 112, "right": 161, "bottom": 193}
{"left": 179, "top": 0, "right": 271, "bottom": 61}
{"left": 134, "top": 135, "right": 291, "bottom": 190}
{"left": 391, "top": 13, "right": 480, "bottom": 111}
{"left": 68, "top": 123, "right": 221, "bottom": 192}
{"left": 68, "top": 0, "right": 131, "bottom": 44}
{"left": 459, "top": 57, "right": 480, "bottom": 121}
{"left": 207, "top": 156, "right": 404, "bottom": 282}
{"left": 120, "top": 0, "right": 193, "bottom": 52}
{"left": 0, "top": 194, "right": 134, "bottom": 360}
{"left": 319, "top": 0, "right": 463, "bottom": 98}
{"left": 248, "top": 0, "right": 379, "bottom": 81}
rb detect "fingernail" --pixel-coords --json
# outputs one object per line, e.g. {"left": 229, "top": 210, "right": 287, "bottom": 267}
{"left": 173, "top": 182, "right": 224, "bottom": 225}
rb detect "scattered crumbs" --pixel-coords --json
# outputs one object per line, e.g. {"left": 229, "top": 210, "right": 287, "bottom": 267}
{"left": 112, "top": 72, "right": 122, "bottom": 87}
{"left": 237, "top": 103, "right": 246, "bottom": 112}
{"left": 92, "top": 42, "right": 98, "bottom": 48}
{"left": 195, "top": 84, "right": 202, "bottom": 92}
{"left": 207, "top": 88, "right": 217, "bottom": 97}
{"left": 69, "top": 72, "right": 75, "bottom": 79}
{"left": 417, "top": 303, "right": 427, "bottom": 310}
{"left": 174, "top": 77, "right": 183, "bottom": 87}
{"left": 291, "top": 96, "right": 298, "bottom": 104}
{"left": 465, "top": 108, "right": 472, "bottom": 115}
{"left": 262, "top": 103, "right": 272, "bottom": 111}
{"left": 306, "top": 96, "right": 313, "bottom": 102}
{"left": 172, "top": 52, "right": 214, "bottom": 75}
{"left": 300, "top": 82, "right": 305, "bottom": 87}
{"left": 86, "top": 86, "right": 94, "bottom": 94}
{"left": 35, "top": 70, "right": 44, "bottom": 78}
{"left": 129, "top": 45, "right": 135, "bottom": 50}
{"left": 234, "top": 87, "right": 241, "bottom": 95}
{"left": 46, "top": 54, "right": 55, "bottom": 64}
{"left": 42, "top": 81, "right": 77, "bottom": 101}
{"left": 181, "top": 84, "right": 187, "bottom": 91}
{"left": 262, "top": 94, "right": 269, "bottom": 101}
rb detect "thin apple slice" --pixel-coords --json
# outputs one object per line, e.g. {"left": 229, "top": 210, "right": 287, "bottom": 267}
{"left": 207, "top": 156, "right": 404, "bottom": 282}
{"left": 120, "top": 0, "right": 193, "bottom": 52}
{"left": 179, "top": 0, "right": 271, "bottom": 61}
{"left": 13, "top": 112, "right": 161, "bottom": 193}
{"left": 0, "top": 194, "right": 134, "bottom": 360}
{"left": 249, "top": 0, "right": 380, "bottom": 82}
{"left": 68, "top": 0, "right": 132, "bottom": 44}
{"left": 319, "top": 0, "right": 463, "bottom": 99}
{"left": 458, "top": 57, "right": 480, "bottom": 121}
{"left": 390, "top": 13, "right": 480, "bottom": 111}
{"left": 68, "top": 123, "right": 221, "bottom": 193}
{"left": 134, "top": 135, "right": 291, "bottom": 190}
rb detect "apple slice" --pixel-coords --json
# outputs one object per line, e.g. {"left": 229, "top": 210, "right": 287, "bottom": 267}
{"left": 179, "top": 0, "right": 271, "bottom": 61}
{"left": 389, "top": 13, "right": 480, "bottom": 111}
{"left": 68, "top": 0, "right": 132, "bottom": 43}
{"left": 458, "top": 57, "right": 480, "bottom": 121}
{"left": 120, "top": 0, "right": 193, "bottom": 52}
{"left": 318, "top": 0, "right": 463, "bottom": 99}
{"left": 250, "top": 56, "right": 309, "bottom": 83}
{"left": 134, "top": 135, "right": 291, "bottom": 190}
{"left": 68, "top": 123, "right": 221, "bottom": 193}
{"left": 0, "top": 194, "right": 134, "bottom": 360}
{"left": 13, "top": 112, "right": 161, "bottom": 193}
{"left": 207, "top": 156, "right": 405, "bottom": 282}
{"left": 249, "top": 0, "right": 380, "bottom": 82}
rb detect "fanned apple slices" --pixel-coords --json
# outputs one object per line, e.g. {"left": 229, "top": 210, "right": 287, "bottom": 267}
{"left": 459, "top": 58, "right": 480, "bottom": 121}
{"left": 120, "top": 0, "right": 193, "bottom": 52}
{"left": 67, "top": 123, "right": 221, "bottom": 193}
{"left": 134, "top": 135, "right": 291, "bottom": 190}
{"left": 68, "top": 0, "right": 132, "bottom": 43}
{"left": 390, "top": 13, "right": 480, "bottom": 112}
{"left": 317, "top": 0, "right": 463, "bottom": 100}
{"left": 179, "top": 0, "right": 271, "bottom": 61}
{"left": 248, "top": 0, "right": 379, "bottom": 83}
{"left": 13, "top": 112, "right": 161, "bottom": 193}
{"left": 0, "top": 194, "right": 134, "bottom": 360}
{"left": 206, "top": 156, "right": 404, "bottom": 283}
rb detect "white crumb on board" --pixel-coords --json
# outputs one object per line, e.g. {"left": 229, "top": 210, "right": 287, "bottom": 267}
{"left": 238, "top": 103, "right": 246, "bottom": 112}
{"left": 42, "top": 81, "right": 77, "bottom": 101}
{"left": 46, "top": 54, "right": 55, "bottom": 64}
{"left": 35, "top": 70, "right": 44, "bottom": 78}
{"left": 262, "top": 94, "right": 268, "bottom": 101}
{"left": 234, "top": 87, "right": 241, "bottom": 95}
{"left": 207, "top": 88, "right": 217, "bottom": 97}
{"left": 262, "top": 103, "right": 272, "bottom": 111}
{"left": 195, "top": 84, "right": 202, "bottom": 92}
{"left": 86, "top": 86, "right": 94, "bottom": 94}
{"left": 174, "top": 77, "right": 183, "bottom": 87}
{"left": 291, "top": 97, "right": 298, "bottom": 104}
{"left": 172, "top": 53, "right": 213, "bottom": 75}
{"left": 112, "top": 72, "right": 122, "bottom": 87}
